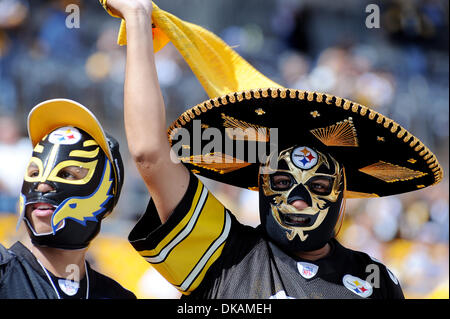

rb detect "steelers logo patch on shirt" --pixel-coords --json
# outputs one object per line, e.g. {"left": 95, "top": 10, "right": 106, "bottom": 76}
{"left": 342, "top": 274, "right": 373, "bottom": 298}
{"left": 297, "top": 261, "right": 319, "bottom": 279}
{"left": 291, "top": 146, "right": 318, "bottom": 170}
{"left": 58, "top": 278, "right": 79, "bottom": 296}
{"left": 269, "top": 290, "right": 296, "bottom": 299}
{"left": 49, "top": 127, "right": 82, "bottom": 145}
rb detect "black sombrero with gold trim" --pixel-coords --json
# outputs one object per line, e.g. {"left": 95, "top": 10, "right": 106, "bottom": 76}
{"left": 167, "top": 88, "right": 443, "bottom": 198}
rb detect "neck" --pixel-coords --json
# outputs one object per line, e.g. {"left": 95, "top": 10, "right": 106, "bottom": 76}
{"left": 23, "top": 236, "right": 87, "bottom": 279}
{"left": 293, "top": 242, "right": 331, "bottom": 261}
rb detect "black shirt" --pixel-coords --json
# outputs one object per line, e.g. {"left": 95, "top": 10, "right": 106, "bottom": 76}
{"left": 129, "top": 172, "right": 404, "bottom": 299}
{"left": 0, "top": 241, "right": 136, "bottom": 299}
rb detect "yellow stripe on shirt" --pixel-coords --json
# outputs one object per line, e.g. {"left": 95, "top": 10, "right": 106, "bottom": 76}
{"left": 137, "top": 179, "right": 205, "bottom": 259}
{"left": 177, "top": 212, "right": 231, "bottom": 293}
{"left": 138, "top": 179, "right": 230, "bottom": 294}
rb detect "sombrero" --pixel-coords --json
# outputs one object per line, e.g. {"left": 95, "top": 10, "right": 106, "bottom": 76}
{"left": 99, "top": 1, "right": 442, "bottom": 198}
{"left": 167, "top": 87, "right": 443, "bottom": 198}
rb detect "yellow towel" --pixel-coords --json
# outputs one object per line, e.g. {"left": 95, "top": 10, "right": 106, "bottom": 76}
{"left": 100, "top": 0, "right": 282, "bottom": 99}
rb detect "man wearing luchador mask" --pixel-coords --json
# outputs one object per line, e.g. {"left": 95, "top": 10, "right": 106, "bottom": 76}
{"left": 0, "top": 99, "right": 135, "bottom": 299}
{"left": 102, "top": 0, "right": 443, "bottom": 299}
{"left": 259, "top": 146, "right": 346, "bottom": 256}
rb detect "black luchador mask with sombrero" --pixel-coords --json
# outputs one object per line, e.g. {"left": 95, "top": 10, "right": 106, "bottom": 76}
{"left": 259, "top": 146, "right": 345, "bottom": 252}
{"left": 166, "top": 87, "right": 443, "bottom": 254}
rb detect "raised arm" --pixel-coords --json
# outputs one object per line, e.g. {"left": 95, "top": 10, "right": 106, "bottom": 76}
{"left": 105, "top": 0, "right": 189, "bottom": 223}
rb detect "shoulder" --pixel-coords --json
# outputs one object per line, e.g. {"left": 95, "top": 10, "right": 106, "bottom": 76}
{"left": 0, "top": 243, "right": 13, "bottom": 262}
{"left": 334, "top": 240, "right": 404, "bottom": 298}
{"left": 129, "top": 171, "right": 233, "bottom": 251}
{"left": 0, "top": 242, "right": 26, "bottom": 285}
{"left": 0, "top": 242, "right": 18, "bottom": 268}
{"left": 87, "top": 266, "right": 136, "bottom": 299}
{"left": 214, "top": 219, "right": 265, "bottom": 265}
{"left": 129, "top": 171, "right": 261, "bottom": 296}
{"left": 366, "top": 254, "right": 404, "bottom": 298}
{"left": 0, "top": 243, "right": 14, "bottom": 278}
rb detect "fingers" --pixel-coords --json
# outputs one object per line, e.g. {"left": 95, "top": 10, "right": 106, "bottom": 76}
{"left": 99, "top": 0, "right": 123, "bottom": 19}
{"left": 101, "top": 0, "right": 152, "bottom": 20}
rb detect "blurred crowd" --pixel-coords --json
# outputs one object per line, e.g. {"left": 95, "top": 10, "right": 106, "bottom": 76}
{"left": 0, "top": 0, "right": 448, "bottom": 298}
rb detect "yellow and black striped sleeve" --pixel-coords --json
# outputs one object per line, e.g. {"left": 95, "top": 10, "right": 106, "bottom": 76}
{"left": 128, "top": 172, "right": 232, "bottom": 295}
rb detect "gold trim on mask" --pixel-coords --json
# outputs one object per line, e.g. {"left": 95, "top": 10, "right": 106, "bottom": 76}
{"left": 358, "top": 161, "right": 427, "bottom": 183}
{"left": 262, "top": 146, "right": 344, "bottom": 242}
{"left": 24, "top": 157, "right": 45, "bottom": 182}
{"left": 41, "top": 144, "right": 60, "bottom": 182}
{"left": 33, "top": 144, "right": 44, "bottom": 153}
{"left": 24, "top": 143, "right": 99, "bottom": 185}
{"left": 83, "top": 140, "right": 98, "bottom": 147}
{"left": 47, "top": 160, "right": 98, "bottom": 185}
{"left": 51, "top": 161, "right": 113, "bottom": 231}
{"left": 69, "top": 147, "right": 100, "bottom": 158}
{"left": 18, "top": 194, "right": 25, "bottom": 220}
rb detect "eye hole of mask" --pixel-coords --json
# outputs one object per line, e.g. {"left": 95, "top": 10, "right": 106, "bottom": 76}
{"left": 56, "top": 166, "right": 89, "bottom": 181}
{"left": 270, "top": 173, "right": 296, "bottom": 191}
{"left": 27, "top": 162, "right": 41, "bottom": 178}
{"left": 306, "top": 176, "right": 334, "bottom": 195}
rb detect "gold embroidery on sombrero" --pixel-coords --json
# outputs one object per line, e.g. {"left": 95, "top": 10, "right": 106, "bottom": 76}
{"left": 310, "top": 110, "right": 320, "bottom": 118}
{"left": 358, "top": 161, "right": 427, "bottom": 183}
{"left": 179, "top": 153, "right": 251, "bottom": 174}
{"left": 309, "top": 117, "right": 359, "bottom": 147}
{"left": 163, "top": 88, "right": 443, "bottom": 191}
{"left": 344, "top": 190, "right": 379, "bottom": 198}
{"left": 221, "top": 113, "right": 270, "bottom": 142}
{"left": 255, "top": 108, "right": 266, "bottom": 115}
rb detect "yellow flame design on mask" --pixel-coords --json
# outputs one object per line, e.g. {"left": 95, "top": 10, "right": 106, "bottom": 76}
{"left": 50, "top": 160, "right": 113, "bottom": 233}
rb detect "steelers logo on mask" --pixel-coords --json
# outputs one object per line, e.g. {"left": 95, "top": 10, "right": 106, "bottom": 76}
{"left": 259, "top": 146, "right": 345, "bottom": 252}
{"left": 48, "top": 127, "right": 83, "bottom": 145}
{"left": 291, "top": 146, "right": 318, "bottom": 170}
{"left": 19, "top": 126, "right": 115, "bottom": 249}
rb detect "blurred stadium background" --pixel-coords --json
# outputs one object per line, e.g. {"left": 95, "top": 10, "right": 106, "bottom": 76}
{"left": 0, "top": 0, "right": 448, "bottom": 299}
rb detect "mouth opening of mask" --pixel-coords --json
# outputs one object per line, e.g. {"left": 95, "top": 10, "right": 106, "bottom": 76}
{"left": 22, "top": 200, "right": 64, "bottom": 235}
{"left": 280, "top": 213, "right": 311, "bottom": 227}
{"left": 31, "top": 202, "right": 57, "bottom": 212}
{"left": 277, "top": 209, "right": 319, "bottom": 228}
{"left": 23, "top": 213, "right": 65, "bottom": 236}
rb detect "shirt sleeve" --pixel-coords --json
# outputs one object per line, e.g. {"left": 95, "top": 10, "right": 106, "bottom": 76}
{"left": 0, "top": 244, "right": 13, "bottom": 280}
{"left": 382, "top": 265, "right": 405, "bottom": 299}
{"left": 128, "top": 172, "right": 232, "bottom": 295}
{"left": 368, "top": 255, "right": 405, "bottom": 299}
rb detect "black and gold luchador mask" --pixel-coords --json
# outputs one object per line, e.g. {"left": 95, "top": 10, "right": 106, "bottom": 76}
{"left": 259, "top": 146, "right": 345, "bottom": 252}
{"left": 18, "top": 126, "right": 120, "bottom": 249}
